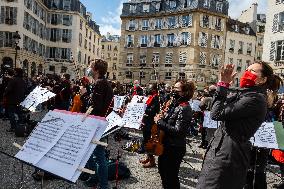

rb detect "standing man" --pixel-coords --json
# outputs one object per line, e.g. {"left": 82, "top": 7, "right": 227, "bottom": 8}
{"left": 3, "top": 68, "right": 26, "bottom": 132}
{"left": 84, "top": 59, "right": 113, "bottom": 189}
{"left": 59, "top": 73, "right": 72, "bottom": 110}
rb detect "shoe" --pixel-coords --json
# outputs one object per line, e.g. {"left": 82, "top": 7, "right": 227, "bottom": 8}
{"left": 139, "top": 157, "right": 150, "bottom": 164}
{"left": 143, "top": 157, "right": 156, "bottom": 168}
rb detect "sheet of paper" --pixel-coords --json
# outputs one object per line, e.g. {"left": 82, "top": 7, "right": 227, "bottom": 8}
{"left": 103, "top": 111, "right": 123, "bottom": 136}
{"left": 190, "top": 99, "right": 201, "bottom": 112}
{"left": 251, "top": 122, "right": 278, "bottom": 149}
{"left": 36, "top": 113, "right": 107, "bottom": 181}
{"left": 20, "top": 86, "right": 56, "bottom": 112}
{"left": 15, "top": 110, "right": 70, "bottom": 165}
{"left": 113, "top": 96, "right": 126, "bottom": 111}
{"left": 203, "top": 111, "right": 218, "bottom": 129}
{"left": 122, "top": 103, "right": 146, "bottom": 130}
{"left": 130, "top": 95, "right": 148, "bottom": 104}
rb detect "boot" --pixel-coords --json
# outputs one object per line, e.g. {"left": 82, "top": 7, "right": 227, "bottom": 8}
{"left": 143, "top": 156, "right": 156, "bottom": 168}
{"left": 139, "top": 156, "right": 150, "bottom": 164}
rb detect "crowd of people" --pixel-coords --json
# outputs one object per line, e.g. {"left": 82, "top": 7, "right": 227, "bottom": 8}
{"left": 0, "top": 59, "right": 284, "bottom": 189}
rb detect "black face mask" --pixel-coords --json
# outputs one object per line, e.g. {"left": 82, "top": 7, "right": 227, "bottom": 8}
{"left": 171, "top": 91, "right": 181, "bottom": 100}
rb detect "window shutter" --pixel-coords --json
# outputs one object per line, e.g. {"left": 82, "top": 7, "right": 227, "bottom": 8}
{"left": 55, "top": 48, "right": 61, "bottom": 59}
{"left": 269, "top": 42, "right": 276, "bottom": 61}
{"left": 1, "top": 7, "right": 5, "bottom": 24}
{"left": 47, "top": 13, "right": 51, "bottom": 24}
{"left": 68, "top": 29, "right": 72, "bottom": 43}
{"left": 67, "top": 49, "right": 71, "bottom": 60}
{"left": 13, "top": 7, "right": 17, "bottom": 24}
{"left": 187, "top": 32, "right": 191, "bottom": 45}
{"left": 188, "top": 14, "right": 193, "bottom": 26}
{"left": 198, "top": 32, "right": 202, "bottom": 46}
{"left": 211, "top": 34, "right": 215, "bottom": 48}
{"left": 219, "top": 36, "right": 223, "bottom": 49}
{"left": 200, "top": 13, "right": 203, "bottom": 27}
{"left": 0, "top": 31, "right": 3, "bottom": 47}
{"left": 57, "top": 14, "right": 62, "bottom": 25}
{"left": 272, "top": 14, "right": 279, "bottom": 33}
{"left": 69, "top": 15, "right": 73, "bottom": 26}
{"left": 46, "top": 46, "right": 50, "bottom": 58}
{"left": 200, "top": 52, "right": 207, "bottom": 65}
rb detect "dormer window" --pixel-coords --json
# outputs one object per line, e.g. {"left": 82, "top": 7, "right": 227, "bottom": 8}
{"left": 155, "top": 3, "right": 161, "bottom": 11}
{"left": 130, "top": 4, "right": 136, "bottom": 13}
{"left": 169, "top": 0, "right": 177, "bottom": 9}
{"left": 143, "top": 4, "right": 150, "bottom": 12}
{"left": 204, "top": 0, "right": 210, "bottom": 8}
{"left": 216, "top": 2, "right": 223, "bottom": 12}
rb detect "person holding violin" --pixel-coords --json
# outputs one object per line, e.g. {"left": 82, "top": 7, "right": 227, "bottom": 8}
{"left": 154, "top": 80, "right": 194, "bottom": 189}
{"left": 139, "top": 83, "right": 160, "bottom": 168}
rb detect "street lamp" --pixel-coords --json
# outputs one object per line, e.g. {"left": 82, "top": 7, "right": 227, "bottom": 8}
{"left": 13, "top": 31, "right": 21, "bottom": 69}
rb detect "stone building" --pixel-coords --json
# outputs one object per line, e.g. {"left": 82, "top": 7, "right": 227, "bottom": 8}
{"left": 263, "top": 0, "right": 284, "bottom": 78}
{"left": 238, "top": 3, "right": 265, "bottom": 61}
{"left": 0, "top": 0, "right": 101, "bottom": 78}
{"left": 224, "top": 19, "right": 256, "bottom": 87}
{"left": 101, "top": 33, "right": 120, "bottom": 81}
{"left": 119, "top": 0, "right": 229, "bottom": 86}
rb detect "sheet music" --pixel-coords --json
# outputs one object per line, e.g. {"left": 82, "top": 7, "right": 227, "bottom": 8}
{"left": 15, "top": 111, "right": 70, "bottom": 165}
{"left": 203, "top": 111, "right": 218, "bottom": 128}
{"left": 102, "top": 111, "right": 123, "bottom": 137}
{"left": 113, "top": 96, "right": 126, "bottom": 111}
{"left": 251, "top": 122, "right": 278, "bottom": 149}
{"left": 130, "top": 95, "right": 148, "bottom": 104}
{"left": 122, "top": 103, "right": 146, "bottom": 129}
{"left": 20, "top": 86, "right": 56, "bottom": 112}
{"left": 15, "top": 110, "right": 108, "bottom": 182}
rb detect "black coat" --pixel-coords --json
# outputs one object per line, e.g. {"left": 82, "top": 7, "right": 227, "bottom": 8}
{"left": 197, "top": 86, "right": 267, "bottom": 189}
{"left": 157, "top": 101, "right": 192, "bottom": 148}
{"left": 3, "top": 76, "right": 26, "bottom": 106}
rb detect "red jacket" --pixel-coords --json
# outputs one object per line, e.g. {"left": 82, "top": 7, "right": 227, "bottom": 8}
{"left": 272, "top": 149, "right": 284, "bottom": 164}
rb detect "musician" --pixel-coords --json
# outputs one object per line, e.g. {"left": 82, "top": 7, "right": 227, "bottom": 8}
{"left": 197, "top": 62, "right": 282, "bottom": 189}
{"left": 131, "top": 80, "right": 143, "bottom": 96}
{"left": 154, "top": 80, "right": 194, "bottom": 189}
{"left": 139, "top": 83, "right": 160, "bottom": 168}
{"left": 83, "top": 59, "right": 113, "bottom": 189}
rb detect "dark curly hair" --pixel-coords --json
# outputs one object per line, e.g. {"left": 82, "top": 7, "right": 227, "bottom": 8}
{"left": 176, "top": 79, "right": 195, "bottom": 100}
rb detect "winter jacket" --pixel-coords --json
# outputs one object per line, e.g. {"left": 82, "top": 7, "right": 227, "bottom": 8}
{"left": 157, "top": 101, "right": 192, "bottom": 148}
{"left": 197, "top": 86, "right": 267, "bottom": 189}
{"left": 3, "top": 76, "right": 26, "bottom": 106}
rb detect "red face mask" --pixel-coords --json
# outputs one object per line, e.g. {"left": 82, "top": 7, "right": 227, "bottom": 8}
{"left": 240, "top": 71, "right": 257, "bottom": 88}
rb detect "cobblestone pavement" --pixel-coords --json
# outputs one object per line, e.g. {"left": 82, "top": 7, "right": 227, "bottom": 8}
{"left": 0, "top": 111, "right": 281, "bottom": 189}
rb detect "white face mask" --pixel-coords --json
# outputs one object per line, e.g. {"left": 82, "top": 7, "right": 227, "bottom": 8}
{"left": 86, "top": 68, "right": 93, "bottom": 77}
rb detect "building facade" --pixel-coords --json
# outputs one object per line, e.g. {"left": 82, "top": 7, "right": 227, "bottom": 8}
{"left": 101, "top": 33, "right": 120, "bottom": 81}
{"left": 0, "top": 0, "right": 101, "bottom": 78}
{"left": 119, "top": 0, "right": 229, "bottom": 86}
{"left": 263, "top": 0, "right": 284, "bottom": 78}
{"left": 224, "top": 19, "right": 256, "bottom": 87}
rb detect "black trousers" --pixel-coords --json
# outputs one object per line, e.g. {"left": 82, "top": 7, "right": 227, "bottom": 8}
{"left": 158, "top": 146, "right": 186, "bottom": 189}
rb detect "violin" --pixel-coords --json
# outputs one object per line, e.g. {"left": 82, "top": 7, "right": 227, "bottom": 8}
{"left": 145, "top": 97, "right": 173, "bottom": 156}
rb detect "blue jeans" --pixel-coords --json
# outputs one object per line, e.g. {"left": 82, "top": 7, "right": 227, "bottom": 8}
{"left": 86, "top": 145, "right": 109, "bottom": 189}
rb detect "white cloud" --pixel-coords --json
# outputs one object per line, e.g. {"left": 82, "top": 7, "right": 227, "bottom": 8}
{"left": 99, "top": 0, "right": 124, "bottom": 36}
{"left": 100, "top": 24, "right": 121, "bottom": 36}
{"left": 228, "top": 0, "right": 267, "bottom": 19}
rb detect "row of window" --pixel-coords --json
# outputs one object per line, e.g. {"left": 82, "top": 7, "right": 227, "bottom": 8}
{"left": 228, "top": 40, "right": 253, "bottom": 55}
{"left": 125, "top": 51, "right": 221, "bottom": 67}
{"left": 23, "top": 35, "right": 46, "bottom": 56}
{"left": 128, "top": 0, "right": 224, "bottom": 14}
{"left": 227, "top": 58, "right": 252, "bottom": 71}
{"left": 200, "top": 14, "right": 225, "bottom": 31}
{"left": 125, "top": 32, "right": 192, "bottom": 48}
{"left": 46, "top": 47, "right": 71, "bottom": 60}
{"left": 126, "top": 15, "right": 193, "bottom": 31}
{"left": 101, "top": 45, "right": 118, "bottom": 51}
{"left": 0, "top": 31, "right": 15, "bottom": 48}
{"left": 79, "top": 33, "right": 97, "bottom": 53}
{"left": 47, "top": 13, "right": 73, "bottom": 26}
{"left": 0, "top": 6, "right": 17, "bottom": 25}
{"left": 24, "top": 0, "right": 47, "bottom": 22}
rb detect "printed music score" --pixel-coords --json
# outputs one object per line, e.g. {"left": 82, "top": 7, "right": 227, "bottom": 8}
{"left": 122, "top": 102, "right": 146, "bottom": 130}
{"left": 203, "top": 111, "right": 219, "bottom": 129}
{"left": 15, "top": 110, "right": 108, "bottom": 182}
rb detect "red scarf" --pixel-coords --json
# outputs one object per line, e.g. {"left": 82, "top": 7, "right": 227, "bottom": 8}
{"left": 146, "top": 93, "right": 158, "bottom": 106}
{"left": 240, "top": 71, "right": 257, "bottom": 88}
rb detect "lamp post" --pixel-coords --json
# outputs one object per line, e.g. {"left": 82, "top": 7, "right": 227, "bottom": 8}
{"left": 13, "top": 31, "right": 21, "bottom": 69}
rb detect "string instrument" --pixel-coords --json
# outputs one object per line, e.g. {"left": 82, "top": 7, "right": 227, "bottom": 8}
{"left": 145, "top": 97, "right": 173, "bottom": 156}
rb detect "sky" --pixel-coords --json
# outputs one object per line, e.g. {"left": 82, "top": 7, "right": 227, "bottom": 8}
{"left": 80, "top": 0, "right": 268, "bottom": 36}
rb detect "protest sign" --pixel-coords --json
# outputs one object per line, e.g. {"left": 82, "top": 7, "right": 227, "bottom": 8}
{"left": 130, "top": 95, "right": 148, "bottom": 104}
{"left": 190, "top": 100, "right": 201, "bottom": 112}
{"left": 15, "top": 110, "right": 107, "bottom": 182}
{"left": 251, "top": 121, "right": 284, "bottom": 150}
{"left": 20, "top": 86, "right": 56, "bottom": 112}
{"left": 203, "top": 111, "right": 219, "bottom": 128}
{"left": 122, "top": 102, "right": 146, "bottom": 130}
{"left": 113, "top": 96, "right": 126, "bottom": 111}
